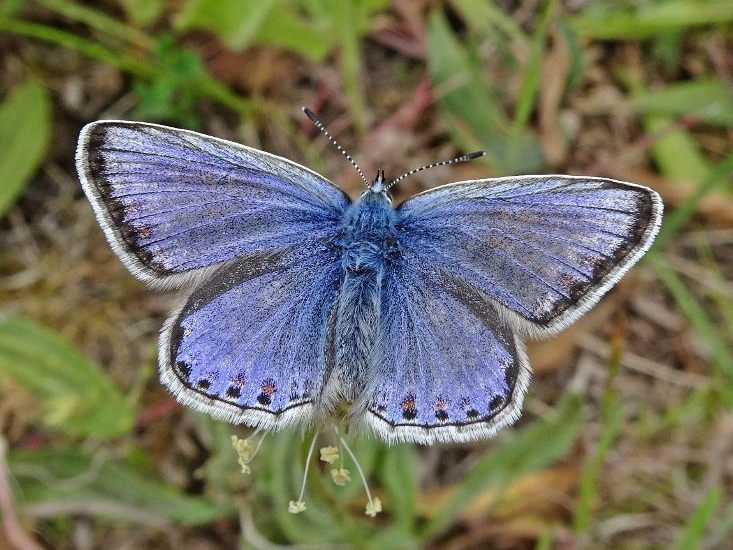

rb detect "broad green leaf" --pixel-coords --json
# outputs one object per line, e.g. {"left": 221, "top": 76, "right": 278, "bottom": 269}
{"left": 8, "top": 447, "right": 233, "bottom": 524}
{"left": 176, "top": 0, "right": 278, "bottom": 51}
{"left": 0, "top": 315, "right": 134, "bottom": 438}
{"left": 177, "top": 0, "right": 328, "bottom": 61}
{"left": 0, "top": 80, "right": 50, "bottom": 216}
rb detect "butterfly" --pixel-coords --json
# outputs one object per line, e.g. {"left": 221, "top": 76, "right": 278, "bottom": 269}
{"left": 76, "top": 108, "right": 663, "bottom": 445}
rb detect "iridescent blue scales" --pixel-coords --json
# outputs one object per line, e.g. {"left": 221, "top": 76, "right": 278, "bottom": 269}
{"left": 76, "top": 120, "right": 663, "bottom": 444}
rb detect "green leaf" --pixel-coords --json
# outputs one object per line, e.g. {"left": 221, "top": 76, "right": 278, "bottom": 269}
{"left": 570, "top": 1, "right": 733, "bottom": 39}
{"left": 631, "top": 79, "right": 733, "bottom": 128}
{"left": 645, "top": 115, "right": 711, "bottom": 184}
{"left": 8, "top": 447, "right": 233, "bottom": 525}
{"left": 116, "top": 0, "right": 166, "bottom": 26}
{"left": 0, "top": 80, "right": 51, "bottom": 217}
{"left": 176, "top": 0, "right": 278, "bottom": 51}
{"left": 573, "top": 388, "right": 623, "bottom": 534}
{"left": 0, "top": 315, "right": 135, "bottom": 438}
{"left": 133, "top": 35, "right": 206, "bottom": 126}
{"left": 175, "top": 0, "right": 352, "bottom": 61}
{"left": 426, "top": 11, "right": 544, "bottom": 175}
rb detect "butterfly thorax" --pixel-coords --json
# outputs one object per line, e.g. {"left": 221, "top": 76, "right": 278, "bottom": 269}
{"left": 336, "top": 190, "right": 400, "bottom": 273}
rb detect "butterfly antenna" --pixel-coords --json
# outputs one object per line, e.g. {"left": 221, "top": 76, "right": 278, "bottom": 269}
{"left": 303, "top": 107, "right": 370, "bottom": 188}
{"left": 385, "top": 150, "right": 486, "bottom": 191}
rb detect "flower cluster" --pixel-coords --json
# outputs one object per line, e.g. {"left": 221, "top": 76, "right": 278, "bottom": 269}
{"left": 232, "top": 428, "right": 382, "bottom": 518}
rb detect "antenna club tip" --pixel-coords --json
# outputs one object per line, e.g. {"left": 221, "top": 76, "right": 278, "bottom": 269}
{"left": 467, "top": 151, "right": 486, "bottom": 159}
{"left": 302, "top": 107, "right": 318, "bottom": 122}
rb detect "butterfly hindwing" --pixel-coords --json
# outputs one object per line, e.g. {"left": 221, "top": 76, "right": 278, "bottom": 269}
{"left": 76, "top": 121, "right": 350, "bottom": 287}
{"left": 397, "top": 176, "right": 663, "bottom": 335}
{"left": 160, "top": 244, "right": 342, "bottom": 430}
{"left": 360, "top": 257, "right": 530, "bottom": 444}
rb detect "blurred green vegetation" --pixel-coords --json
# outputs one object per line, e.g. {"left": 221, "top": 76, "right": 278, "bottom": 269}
{"left": 0, "top": 0, "right": 731, "bottom": 549}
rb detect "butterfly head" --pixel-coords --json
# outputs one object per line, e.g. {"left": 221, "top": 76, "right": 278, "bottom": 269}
{"left": 302, "top": 106, "right": 485, "bottom": 202}
{"left": 363, "top": 169, "right": 392, "bottom": 202}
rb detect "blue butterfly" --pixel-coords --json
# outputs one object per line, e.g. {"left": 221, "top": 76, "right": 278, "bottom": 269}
{"left": 76, "top": 108, "right": 662, "bottom": 445}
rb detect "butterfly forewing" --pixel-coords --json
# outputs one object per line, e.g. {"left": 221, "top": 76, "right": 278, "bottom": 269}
{"left": 76, "top": 121, "right": 350, "bottom": 287}
{"left": 397, "top": 176, "right": 663, "bottom": 336}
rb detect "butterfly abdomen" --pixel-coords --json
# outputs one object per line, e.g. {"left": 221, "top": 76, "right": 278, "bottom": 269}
{"left": 330, "top": 191, "right": 400, "bottom": 403}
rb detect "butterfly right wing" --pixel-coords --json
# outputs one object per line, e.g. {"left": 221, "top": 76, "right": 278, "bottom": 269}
{"left": 77, "top": 121, "right": 350, "bottom": 288}
{"left": 160, "top": 243, "right": 342, "bottom": 430}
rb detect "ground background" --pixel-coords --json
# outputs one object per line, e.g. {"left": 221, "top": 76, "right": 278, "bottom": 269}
{"left": 0, "top": 1, "right": 732, "bottom": 549}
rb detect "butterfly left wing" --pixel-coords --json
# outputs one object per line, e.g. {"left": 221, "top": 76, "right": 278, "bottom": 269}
{"left": 160, "top": 243, "right": 341, "bottom": 430}
{"left": 358, "top": 258, "right": 530, "bottom": 445}
{"left": 396, "top": 176, "right": 662, "bottom": 336}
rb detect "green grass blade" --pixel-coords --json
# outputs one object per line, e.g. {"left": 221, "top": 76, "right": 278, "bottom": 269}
{"left": 671, "top": 486, "right": 722, "bottom": 550}
{"left": 570, "top": 1, "right": 733, "bottom": 39}
{"left": 37, "top": 0, "right": 153, "bottom": 49}
{"left": 630, "top": 79, "right": 733, "bottom": 127}
{"left": 449, "top": 0, "right": 526, "bottom": 44}
{"left": 654, "top": 149, "right": 733, "bottom": 248}
{"left": 379, "top": 444, "right": 418, "bottom": 532}
{"left": 509, "top": 0, "right": 554, "bottom": 168}
{"left": 0, "top": 315, "right": 135, "bottom": 438}
{"left": 0, "top": 16, "right": 152, "bottom": 76}
{"left": 426, "top": 10, "right": 544, "bottom": 174}
{"left": 0, "top": 80, "right": 51, "bottom": 217}
{"left": 0, "top": 17, "right": 249, "bottom": 117}
{"left": 648, "top": 253, "right": 733, "bottom": 381}
{"left": 573, "top": 384, "right": 623, "bottom": 534}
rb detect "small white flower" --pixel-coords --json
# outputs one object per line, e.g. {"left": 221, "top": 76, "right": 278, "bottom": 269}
{"left": 288, "top": 500, "right": 307, "bottom": 514}
{"left": 231, "top": 434, "right": 257, "bottom": 475}
{"left": 320, "top": 445, "right": 339, "bottom": 464}
{"left": 365, "top": 497, "right": 382, "bottom": 517}
{"left": 331, "top": 468, "right": 351, "bottom": 486}
{"left": 231, "top": 434, "right": 255, "bottom": 462}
